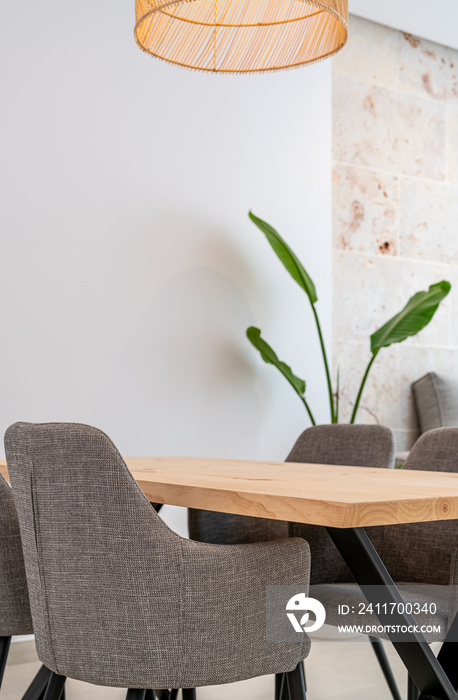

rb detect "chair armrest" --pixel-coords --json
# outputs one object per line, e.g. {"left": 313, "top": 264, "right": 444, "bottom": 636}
{"left": 179, "top": 536, "right": 310, "bottom": 687}
{"left": 289, "top": 522, "right": 354, "bottom": 584}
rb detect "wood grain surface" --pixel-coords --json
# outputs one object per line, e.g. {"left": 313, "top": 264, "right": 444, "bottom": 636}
{"left": 3, "top": 456, "right": 457, "bottom": 528}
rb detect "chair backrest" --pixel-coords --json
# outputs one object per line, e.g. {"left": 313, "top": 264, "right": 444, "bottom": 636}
{"left": 4, "top": 422, "right": 183, "bottom": 688}
{"left": 286, "top": 423, "right": 395, "bottom": 467}
{"left": 0, "top": 473, "right": 32, "bottom": 637}
{"left": 412, "top": 372, "right": 458, "bottom": 435}
{"left": 289, "top": 424, "right": 396, "bottom": 584}
{"left": 375, "top": 428, "right": 458, "bottom": 585}
{"left": 189, "top": 424, "right": 395, "bottom": 560}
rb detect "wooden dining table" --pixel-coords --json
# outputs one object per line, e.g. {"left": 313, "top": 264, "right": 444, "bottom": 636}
{"left": 2, "top": 455, "right": 458, "bottom": 700}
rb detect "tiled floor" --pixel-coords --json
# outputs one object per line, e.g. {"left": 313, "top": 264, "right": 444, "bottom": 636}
{"left": 2, "top": 632, "right": 415, "bottom": 700}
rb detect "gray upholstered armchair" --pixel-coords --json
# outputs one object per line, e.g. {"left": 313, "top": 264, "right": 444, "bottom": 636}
{"left": 0, "top": 472, "right": 33, "bottom": 689}
{"left": 5, "top": 422, "right": 310, "bottom": 700}
{"left": 189, "top": 424, "right": 398, "bottom": 700}
{"left": 0, "top": 473, "right": 32, "bottom": 642}
{"left": 304, "top": 428, "right": 458, "bottom": 699}
{"left": 396, "top": 371, "right": 458, "bottom": 466}
{"left": 0, "top": 473, "right": 53, "bottom": 700}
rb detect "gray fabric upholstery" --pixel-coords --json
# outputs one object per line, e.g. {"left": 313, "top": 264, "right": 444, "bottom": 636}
{"left": 5, "top": 422, "right": 310, "bottom": 689}
{"left": 310, "top": 429, "right": 458, "bottom": 639}
{"left": 0, "top": 473, "right": 33, "bottom": 636}
{"left": 288, "top": 425, "right": 395, "bottom": 585}
{"left": 285, "top": 424, "right": 395, "bottom": 469}
{"left": 189, "top": 424, "right": 395, "bottom": 552}
{"left": 412, "top": 372, "right": 458, "bottom": 434}
{"left": 188, "top": 511, "right": 288, "bottom": 546}
{"left": 366, "top": 428, "right": 458, "bottom": 587}
{"left": 310, "top": 583, "right": 449, "bottom": 643}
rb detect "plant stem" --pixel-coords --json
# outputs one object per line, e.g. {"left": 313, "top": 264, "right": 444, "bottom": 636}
{"left": 335, "top": 366, "right": 340, "bottom": 423}
{"left": 312, "top": 305, "right": 336, "bottom": 423}
{"left": 350, "top": 351, "right": 378, "bottom": 424}
{"left": 300, "top": 395, "right": 316, "bottom": 426}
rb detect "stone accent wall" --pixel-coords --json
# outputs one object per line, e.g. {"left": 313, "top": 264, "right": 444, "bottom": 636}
{"left": 332, "top": 15, "right": 458, "bottom": 450}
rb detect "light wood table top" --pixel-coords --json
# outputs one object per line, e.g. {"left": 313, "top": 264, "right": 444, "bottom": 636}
{"left": 3, "top": 456, "right": 458, "bottom": 528}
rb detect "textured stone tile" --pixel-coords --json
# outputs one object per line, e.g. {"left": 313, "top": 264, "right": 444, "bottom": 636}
{"left": 399, "top": 178, "right": 458, "bottom": 263}
{"left": 446, "top": 105, "right": 458, "bottom": 186}
{"left": 397, "top": 31, "right": 458, "bottom": 104}
{"left": 333, "top": 75, "right": 446, "bottom": 180}
{"left": 333, "top": 164, "right": 399, "bottom": 256}
{"left": 333, "top": 252, "right": 403, "bottom": 343}
{"left": 332, "top": 339, "right": 399, "bottom": 427}
{"left": 333, "top": 16, "right": 401, "bottom": 91}
{"left": 401, "top": 276, "right": 452, "bottom": 350}
{"left": 445, "top": 265, "right": 458, "bottom": 347}
{"left": 333, "top": 252, "right": 451, "bottom": 347}
{"left": 332, "top": 17, "right": 458, "bottom": 444}
{"left": 393, "top": 429, "right": 419, "bottom": 453}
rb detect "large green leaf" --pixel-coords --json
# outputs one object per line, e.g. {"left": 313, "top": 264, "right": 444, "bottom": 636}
{"left": 370, "top": 281, "right": 451, "bottom": 354}
{"left": 246, "top": 327, "right": 306, "bottom": 396}
{"left": 249, "top": 211, "right": 317, "bottom": 304}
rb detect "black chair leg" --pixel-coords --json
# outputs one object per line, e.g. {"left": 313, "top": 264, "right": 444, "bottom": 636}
{"left": 301, "top": 662, "right": 307, "bottom": 692}
{"left": 275, "top": 673, "right": 283, "bottom": 700}
{"left": 0, "top": 637, "right": 11, "bottom": 691}
{"left": 408, "top": 674, "right": 419, "bottom": 700}
{"left": 282, "top": 673, "right": 289, "bottom": 700}
{"left": 369, "top": 636, "right": 402, "bottom": 700}
{"left": 182, "top": 690, "right": 196, "bottom": 700}
{"left": 42, "top": 672, "right": 66, "bottom": 700}
{"left": 276, "top": 673, "right": 288, "bottom": 700}
{"left": 22, "top": 665, "right": 54, "bottom": 700}
{"left": 126, "top": 691, "right": 146, "bottom": 700}
{"left": 286, "top": 663, "right": 306, "bottom": 700}
{"left": 145, "top": 691, "right": 156, "bottom": 700}
{"left": 155, "top": 690, "right": 177, "bottom": 700}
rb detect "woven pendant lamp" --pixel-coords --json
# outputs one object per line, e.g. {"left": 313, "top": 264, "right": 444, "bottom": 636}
{"left": 134, "top": 0, "right": 348, "bottom": 74}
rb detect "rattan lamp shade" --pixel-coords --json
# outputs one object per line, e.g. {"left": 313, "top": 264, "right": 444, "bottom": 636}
{"left": 134, "top": 0, "right": 348, "bottom": 73}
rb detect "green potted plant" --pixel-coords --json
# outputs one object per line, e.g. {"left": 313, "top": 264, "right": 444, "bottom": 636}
{"left": 246, "top": 212, "right": 451, "bottom": 425}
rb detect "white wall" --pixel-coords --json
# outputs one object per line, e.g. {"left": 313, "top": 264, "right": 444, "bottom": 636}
{"left": 0, "top": 1, "right": 332, "bottom": 535}
{"left": 350, "top": 0, "right": 458, "bottom": 51}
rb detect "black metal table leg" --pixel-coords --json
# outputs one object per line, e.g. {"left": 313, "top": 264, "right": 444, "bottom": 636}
{"left": 437, "top": 608, "right": 458, "bottom": 690}
{"left": 408, "top": 675, "right": 419, "bottom": 700}
{"left": 369, "top": 636, "right": 402, "bottom": 700}
{"left": 326, "top": 526, "right": 457, "bottom": 700}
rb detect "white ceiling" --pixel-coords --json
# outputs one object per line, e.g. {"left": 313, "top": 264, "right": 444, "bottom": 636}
{"left": 350, "top": 0, "right": 458, "bottom": 51}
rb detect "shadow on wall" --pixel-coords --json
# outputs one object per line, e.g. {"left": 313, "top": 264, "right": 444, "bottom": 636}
{"left": 94, "top": 265, "right": 270, "bottom": 458}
